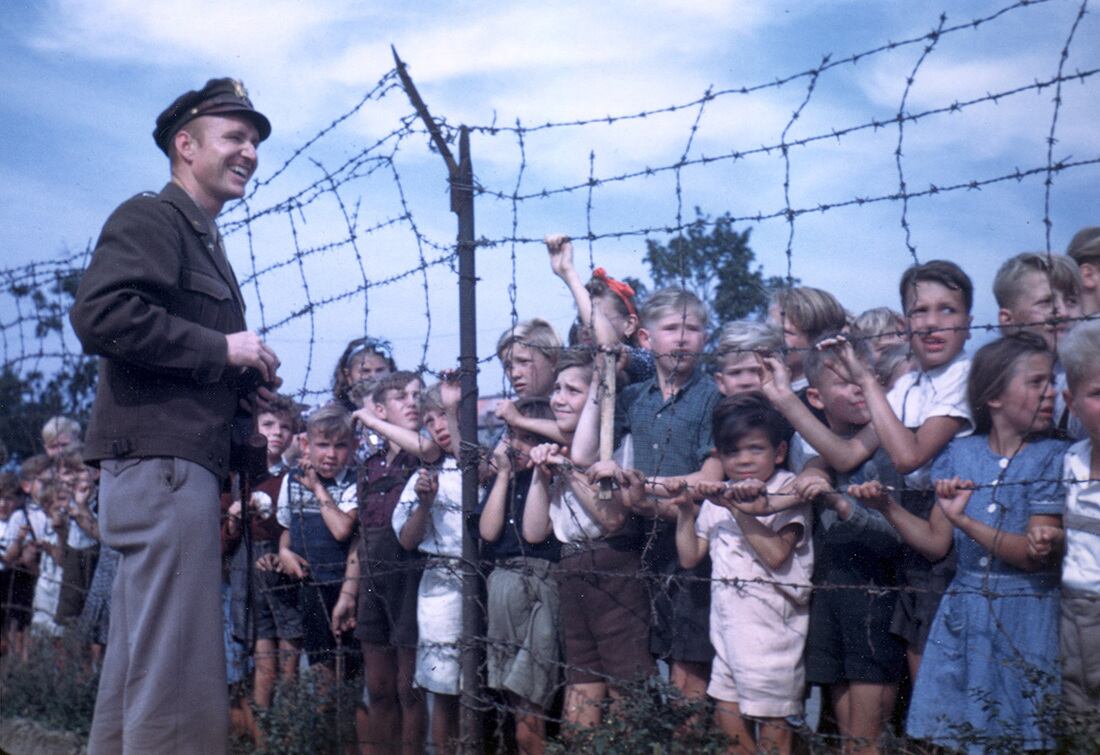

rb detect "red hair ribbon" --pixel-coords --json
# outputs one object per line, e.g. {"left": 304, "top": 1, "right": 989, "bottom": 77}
{"left": 592, "top": 267, "right": 637, "bottom": 317}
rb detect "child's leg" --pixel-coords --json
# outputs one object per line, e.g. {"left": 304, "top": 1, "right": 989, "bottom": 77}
{"left": 564, "top": 682, "right": 606, "bottom": 728}
{"left": 430, "top": 692, "right": 459, "bottom": 755}
{"left": 252, "top": 638, "right": 277, "bottom": 708}
{"left": 756, "top": 717, "right": 793, "bottom": 755}
{"left": 670, "top": 659, "right": 710, "bottom": 699}
{"left": 361, "top": 642, "right": 398, "bottom": 750}
{"left": 278, "top": 638, "right": 300, "bottom": 680}
{"left": 830, "top": 682, "right": 896, "bottom": 755}
{"left": 714, "top": 701, "right": 754, "bottom": 754}
{"left": 396, "top": 645, "right": 425, "bottom": 754}
{"left": 507, "top": 692, "right": 546, "bottom": 755}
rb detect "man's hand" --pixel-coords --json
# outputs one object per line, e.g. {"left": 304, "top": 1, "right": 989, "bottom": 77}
{"left": 226, "top": 331, "right": 280, "bottom": 384}
{"left": 545, "top": 234, "right": 575, "bottom": 278}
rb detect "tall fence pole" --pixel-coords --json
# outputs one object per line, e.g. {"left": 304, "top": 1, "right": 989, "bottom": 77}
{"left": 454, "top": 125, "right": 483, "bottom": 755}
{"left": 392, "top": 48, "right": 483, "bottom": 752}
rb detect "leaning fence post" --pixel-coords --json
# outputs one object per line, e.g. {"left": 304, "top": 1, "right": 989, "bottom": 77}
{"left": 392, "top": 46, "right": 483, "bottom": 753}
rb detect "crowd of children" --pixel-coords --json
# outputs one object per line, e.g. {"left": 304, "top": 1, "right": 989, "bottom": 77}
{"left": 2, "top": 226, "right": 1099, "bottom": 754}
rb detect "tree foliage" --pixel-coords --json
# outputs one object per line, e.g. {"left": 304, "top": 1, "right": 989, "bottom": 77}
{"left": 0, "top": 266, "right": 96, "bottom": 462}
{"left": 642, "top": 208, "right": 789, "bottom": 326}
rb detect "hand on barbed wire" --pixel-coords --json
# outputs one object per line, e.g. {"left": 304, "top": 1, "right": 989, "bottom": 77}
{"left": 415, "top": 468, "right": 439, "bottom": 506}
{"left": 278, "top": 548, "right": 310, "bottom": 580}
{"left": 935, "top": 476, "right": 974, "bottom": 525}
{"left": 658, "top": 477, "right": 695, "bottom": 510}
{"left": 255, "top": 553, "right": 281, "bottom": 572}
{"left": 494, "top": 399, "right": 520, "bottom": 426}
{"left": 332, "top": 592, "right": 357, "bottom": 634}
{"left": 439, "top": 371, "right": 462, "bottom": 411}
{"left": 491, "top": 439, "right": 513, "bottom": 476}
{"left": 759, "top": 355, "right": 793, "bottom": 402}
{"left": 790, "top": 470, "right": 833, "bottom": 504}
{"left": 618, "top": 468, "right": 650, "bottom": 509}
{"left": 544, "top": 233, "right": 574, "bottom": 277}
{"left": 848, "top": 480, "right": 891, "bottom": 511}
{"left": 529, "top": 442, "right": 568, "bottom": 474}
{"left": 1026, "top": 521, "right": 1063, "bottom": 560}
{"left": 817, "top": 335, "right": 870, "bottom": 386}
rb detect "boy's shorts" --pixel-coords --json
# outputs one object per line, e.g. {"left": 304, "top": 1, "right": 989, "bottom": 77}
{"left": 647, "top": 553, "right": 714, "bottom": 665}
{"left": 354, "top": 526, "right": 423, "bottom": 648}
{"left": 486, "top": 557, "right": 561, "bottom": 710}
{"left": 806, "top": 583, "right": 906, "bottom": 685}
{"left": 415, "top": 557, "right": 463, "bottom": 695}
{"left": 230, "top": 540, "right": 302, "bottom": 642}
{"left": 7, "top": 569, "right": 36, "bottom": 630}
{"left": 1061, "top": 586, "right": 1100, "bottom": 717}
{"left": 300, "top": 579, "right": 359, "bottom": 676}
{"left": 889, "top": 556, "right": 954, "bottom": 653}
{"left": 555, "top": 543, "right": 654, "bottom": 687}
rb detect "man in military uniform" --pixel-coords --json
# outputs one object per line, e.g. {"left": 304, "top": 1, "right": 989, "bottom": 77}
{"left": 71, "top": 78, "right": 280, "bottom": 755}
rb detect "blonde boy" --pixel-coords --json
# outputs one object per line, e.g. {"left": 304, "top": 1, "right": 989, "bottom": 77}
{"left": 1037, "top": 320, "right": 1100, "bottom": 727}
{"left": 713, "top": 321, "right": 783, "bottom": 397}
{"left": 1067, "top": 226, "right": 1100, "bottom": 316}
{"left": 496, "top": 319, "right": 561, "bottom": 399}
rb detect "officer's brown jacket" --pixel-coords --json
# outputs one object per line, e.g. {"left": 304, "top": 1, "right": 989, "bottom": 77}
{"left": 71, "top": 182, "right": 251, "bottom": 479}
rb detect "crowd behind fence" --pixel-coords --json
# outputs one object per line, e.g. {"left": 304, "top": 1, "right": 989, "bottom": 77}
{"left": 2, "top": 1, "right": 1099, "bottom": 752}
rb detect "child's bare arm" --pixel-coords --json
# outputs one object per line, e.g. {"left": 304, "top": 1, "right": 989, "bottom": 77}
{"left": 848, "top": 479, "right": 951, "bottom": 560}
{"left": 494, "top": 402, "right": 567, "bottom": 445}
{"left": 566, "top": 371, "right": 601, "bottom": 467}
{"left": 674, "top": 494, "right": 708, "bottom": 569}
{"left": 569, "top": 461, "right": 628, "bottom": 533}
{"left": 734, "top": 513, "right": 802, "bottom": 571}
{"left": 277, "top": 528, "right": 310, "bottom": 579}
{"left": 299, "top": 465, "right": 355, "bottom": 542}
{"left": 522, "top": 445, "right": 558, "bottom": 543}
{"left": 825, "top": 339, "right": 963, "bottom": 474}
{"left": 331, "top": 535, "right": 360, "bottom": 633}
{"left": 353, "top": 408, "right": 442, "bottom": 463}
{"left": 398, "top": 469, "right": 438, "bottom": 551}
{"left": 936, "top": 477, "right": 1059, "bottom": 572}
{"left": 761, "top": 354, "right": 877, "bottom": 472}
{"left": 546, "top": 234, "right": 620, "bottom": 349}
{"left": 479, "top": 441, "right": 512, "bottom": 543}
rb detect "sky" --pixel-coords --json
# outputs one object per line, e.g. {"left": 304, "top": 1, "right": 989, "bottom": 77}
{"left": 1, "top": 0, "right": 1097, "bottom": 404}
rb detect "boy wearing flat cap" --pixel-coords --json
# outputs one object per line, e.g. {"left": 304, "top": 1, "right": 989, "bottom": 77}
{"left": 71, "top": 77, "right": 279, "bottom": 755}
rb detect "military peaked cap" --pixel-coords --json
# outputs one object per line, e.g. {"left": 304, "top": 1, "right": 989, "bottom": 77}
{"left": 153, "top": 77, "right": 271, "bottom": 155}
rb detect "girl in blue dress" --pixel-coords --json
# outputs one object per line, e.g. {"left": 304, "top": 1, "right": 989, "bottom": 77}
{"left": 849, "top": 332, "right": 1066, "bottom": 753}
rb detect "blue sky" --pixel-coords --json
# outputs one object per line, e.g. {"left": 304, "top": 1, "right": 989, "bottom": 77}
{"left": 2, "top": 0, "right": 1097, "bottom": 402}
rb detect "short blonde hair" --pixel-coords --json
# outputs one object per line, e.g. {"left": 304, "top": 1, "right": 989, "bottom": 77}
{"left": 715, "top": 321, "right": 782, "bottom": 365}
{"left": 993, "top": 253, "right": 1082, "bottom": 310}
{"left": 1060, "top": 319, "right": 1100, "bottom": 392}
{"left": 770, "top": 287, "right": 847, "bottom": 342}
{"left": 41, "top": 416, "right": 82, "bottom": 446}
{"left": 495, "top": 319, "right": 562, "bottom": 364}
{"left": 639, "top": 287, "right": 708, "bottom": 330}
{"left": 305, "top": 404, "right": 353, "bottom": 441}
{"left": 853, "top": 307, "right": 903, "bottom": 340}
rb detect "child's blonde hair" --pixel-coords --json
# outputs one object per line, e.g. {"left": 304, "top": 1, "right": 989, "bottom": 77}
{"left": 420, "top": 382, "right": 445, "bottom": 416}
{"left": 715, "top": 321, "right": 782, "bottom": 365}
{"left": 770, "top": 287, "right": 847, "bottom": 342}
{"left": 853, "top": 307, "right": 903, "bottom": 341}
{"left": 41, "top": 416, "right": 82, "bottom": 446}
{"left": 993, "top": 253, "right": 1082, "bottom": 310}
{"left": 1060, "top": 319, "right": 1100, "bottom": 393}
{"left": 305, "top": 404, "right": 353, "bottom": 441}
{"left": 639, "top": 287, "right": 708, "bottom": 330}
{"left": 495, "top": 319, "right": 562, "bottom": 364}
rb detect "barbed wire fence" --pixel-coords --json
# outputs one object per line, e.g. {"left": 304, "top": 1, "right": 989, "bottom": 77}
{"left": 2, "top": 0, "right": 1099, "bottom": 752}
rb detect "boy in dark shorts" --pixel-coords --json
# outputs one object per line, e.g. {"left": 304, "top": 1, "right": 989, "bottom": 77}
{"left": 332, "top": 371, "right": 427, "bottom": 754}
{"left": 224, "top": 394, "right": 299, "bottom": 710}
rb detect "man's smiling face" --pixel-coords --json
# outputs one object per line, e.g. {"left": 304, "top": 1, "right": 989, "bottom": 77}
{"left": 180, "top": 113, "right": 259, "bottom": 214}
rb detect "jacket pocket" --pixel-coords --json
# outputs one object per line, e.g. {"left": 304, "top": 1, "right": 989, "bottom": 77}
{"left": 181, "top": 268, "right": 232, "bottom": 301}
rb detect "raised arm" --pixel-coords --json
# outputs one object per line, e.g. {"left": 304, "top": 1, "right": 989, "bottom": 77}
{"left": 354, "top": 408, "right": 442, "bottom": 463}
{"left": 479, "top": 441, "right": 513, "bottom": 543}
{"left": 522, "top": 445, "right": 558, "bottom": 543}
{"left": 397, "top": 469, "right": 438, "bottom": 551}
{"left": 546, "top": 234, "right": 620, "bottom": 349}
{"left": 494, "top": 400, "right": 566, "bottom": 445}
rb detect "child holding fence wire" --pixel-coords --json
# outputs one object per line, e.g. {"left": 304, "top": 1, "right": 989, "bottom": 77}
{"left": 675, "top": 392, "right": 812, "bottom": 755}
{"left": 276, "top": 405, "right": 359, "bottom": 677}
{"left": 479, "top": 396, "right": 562, "bottom": 754}
{"left": 993, "top": 252, "right": 1086, "bottom": 440}
{"left": 544, "top": 233, "right": 654, "bottom": 387}
{"left": 1032, "top": 319, "right": 1100, "bottom": 734}
{"left": 762, "top": 335, "right": 907, "bottom": 750}
{"left": 850, "top": 332, "right": 1066, "bottom": 753}
{"left": 331, "top": 371, "right": 430, "bottom": 754}
{"left": 764, "top": 260, "right": 974, "bottom": 682}
{"left": 523, "top": 349, "right": 653, "bottom": 732}
{"left": 392, "top": 379, "right": 464, "bottom": 755}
